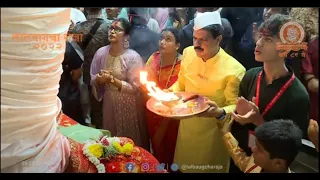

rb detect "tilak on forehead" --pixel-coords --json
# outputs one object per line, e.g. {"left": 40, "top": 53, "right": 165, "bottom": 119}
{"left": 260, "top": 28, "right": 272, "bottom": 36}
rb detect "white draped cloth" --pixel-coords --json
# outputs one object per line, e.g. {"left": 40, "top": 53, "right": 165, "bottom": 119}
{"left": 1, "top": 8, "right": 71, "bottom": 173}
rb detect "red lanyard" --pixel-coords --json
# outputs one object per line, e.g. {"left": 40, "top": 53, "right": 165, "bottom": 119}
{"left": 245, "top": 164, "right": 258, "bottom": 173}
{"left": 255, "top": 70, "right": 295, "bottom": 117}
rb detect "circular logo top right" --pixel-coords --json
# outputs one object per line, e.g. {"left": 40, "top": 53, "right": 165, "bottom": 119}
{"left": 279, "top": 21, "right": 305, "bottom": 44}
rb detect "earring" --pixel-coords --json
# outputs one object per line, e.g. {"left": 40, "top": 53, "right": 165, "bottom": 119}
{"left": 124, "top": 39, "right": 129, "bottom": 49}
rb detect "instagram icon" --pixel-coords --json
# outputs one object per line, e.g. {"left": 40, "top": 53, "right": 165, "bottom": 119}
{"left": 141, "top": 163, "right": 150, "bottom": 171}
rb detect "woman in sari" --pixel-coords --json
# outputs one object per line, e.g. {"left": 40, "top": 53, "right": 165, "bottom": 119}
{"left": 145, "top": 27, "right": 182, "bottom": 167}
{"left": 90, "top": 18, "right": 149, "bottom": 150}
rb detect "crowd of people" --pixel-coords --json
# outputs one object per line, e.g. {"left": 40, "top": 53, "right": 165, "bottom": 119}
{"left": 1, "top": 7, "right": 318, "bottom": 173}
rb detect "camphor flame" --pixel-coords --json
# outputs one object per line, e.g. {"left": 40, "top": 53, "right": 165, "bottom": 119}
{"left": 140, "top": 71, "right": 179, "bottom": 101}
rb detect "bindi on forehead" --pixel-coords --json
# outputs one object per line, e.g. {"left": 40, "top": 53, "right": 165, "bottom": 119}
{"left": 112, "top": 21, "right": 123, "bottom": 29}
{"left": 113, "top": 21, "right": 120, "bottom": 27}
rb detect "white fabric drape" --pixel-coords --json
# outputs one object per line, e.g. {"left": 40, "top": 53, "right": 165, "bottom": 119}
{"left": 1, "top": 8, "right": 71, "bottom": 173}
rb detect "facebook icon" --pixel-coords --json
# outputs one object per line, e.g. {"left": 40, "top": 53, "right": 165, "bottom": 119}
{"left": 126, "top": 162, "right": 135, "bottom": 172}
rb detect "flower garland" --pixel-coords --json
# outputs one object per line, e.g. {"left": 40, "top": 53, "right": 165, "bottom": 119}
{"left": 83, "top": 141, "right": 106, "bottom": 173}
{"left": 82, "top": 136, "right": 134, "bottom": 173}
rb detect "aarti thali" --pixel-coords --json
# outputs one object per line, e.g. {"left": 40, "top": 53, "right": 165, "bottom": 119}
{"left": 140, "top": 71, "right": 210, "bottom": 119}
{"left": 146, "top": 92, "right": 210, "bottom": 119}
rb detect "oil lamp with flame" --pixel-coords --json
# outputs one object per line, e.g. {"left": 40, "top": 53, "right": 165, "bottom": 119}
{"left": 140, "top": 71, "right": 182, "bottom": 108}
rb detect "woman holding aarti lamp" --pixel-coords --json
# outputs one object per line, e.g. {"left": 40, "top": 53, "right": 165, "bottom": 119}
{"left": 144, "top": 27, "right": 182, "bottom": 168}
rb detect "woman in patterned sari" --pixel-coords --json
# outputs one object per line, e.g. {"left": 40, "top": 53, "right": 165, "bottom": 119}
{"left": 144, "top": 27, "right": 182, "bottom": 168}
{"left": 90, "top": 18, "right": 149, "bottom": 150}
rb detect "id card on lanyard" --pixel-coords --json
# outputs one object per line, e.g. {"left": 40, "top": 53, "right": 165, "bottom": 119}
{"left": 248, "top": 130, "right": 256, "bottom": 148}
{"left": 248, "top": 70, "right": 295, "bottom": 148}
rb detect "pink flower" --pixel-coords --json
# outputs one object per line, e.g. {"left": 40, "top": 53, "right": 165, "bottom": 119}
{"left": 101, "top": 138, "right": 109, "bottom": 146}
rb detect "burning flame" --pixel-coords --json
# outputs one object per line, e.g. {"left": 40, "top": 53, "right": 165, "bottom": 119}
{"left": 140, "top": 71, "right": 179, "bottom": 101}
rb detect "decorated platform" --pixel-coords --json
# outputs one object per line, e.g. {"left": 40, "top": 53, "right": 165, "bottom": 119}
{"left": 58, "top": 114, "right": 165, "bottom": 173}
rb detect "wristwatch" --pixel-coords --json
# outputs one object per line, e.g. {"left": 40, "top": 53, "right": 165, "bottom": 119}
{"left": 216, "top": 109, "right": 226, "bottom": 120}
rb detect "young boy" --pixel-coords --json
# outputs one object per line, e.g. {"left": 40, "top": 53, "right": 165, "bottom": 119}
{"left": 219, "top": 119, "right": 302, "bottom": 173}
{"left": 229, "top": 14, "right": 309, "bottom": 173}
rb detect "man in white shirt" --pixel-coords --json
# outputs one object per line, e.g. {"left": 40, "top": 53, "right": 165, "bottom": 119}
{"left": 147, "top": 8, "right": 160, "bottom": 33}
{"left": 147, "top": 18, "right": 160, "bottom": 33}
{"left": 71, "top": 8, "right": 86, "bottom": 25}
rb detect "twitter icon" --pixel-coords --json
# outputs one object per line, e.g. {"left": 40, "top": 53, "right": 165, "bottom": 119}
{"left": 126, "top": 162, "right": 135, "bottom": 172}
{"left": 170, "top": 163, "right": 179, "bottom": 172}
{"left": 156, "top": 163, "right": 165, "bottom": 172}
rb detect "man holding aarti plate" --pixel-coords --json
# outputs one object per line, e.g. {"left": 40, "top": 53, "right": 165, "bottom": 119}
{"left": 165, "top": 12, "right": 246, "bottom": 173}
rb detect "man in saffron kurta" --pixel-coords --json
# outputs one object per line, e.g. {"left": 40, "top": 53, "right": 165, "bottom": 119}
{"left": 169, "top": 12, "right": 245, "bottom": 173}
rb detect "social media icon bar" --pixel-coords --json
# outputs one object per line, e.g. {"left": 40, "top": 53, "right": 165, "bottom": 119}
{"left": 107, "top": 162, "right": 121, "bottom": 172}
{"left": 141, "top": 162, "right": 150, "bottom": 171}
{"left": 126, "top": 162, "right": 135, "bottom": 172}
{"left": 156, "top": 163, "right": 165, "bottom": 172}
{"left": 170, "top": 163, "right": 179, "bottom": 172}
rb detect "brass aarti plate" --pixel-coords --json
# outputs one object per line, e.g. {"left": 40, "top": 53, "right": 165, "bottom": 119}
{"left": 146, "top": 92, "right": 210, "bottom": 119}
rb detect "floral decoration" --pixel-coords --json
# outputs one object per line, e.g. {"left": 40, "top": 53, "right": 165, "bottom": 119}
{"left": 82, "top": 136, "right": 136, "bottom": 173}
